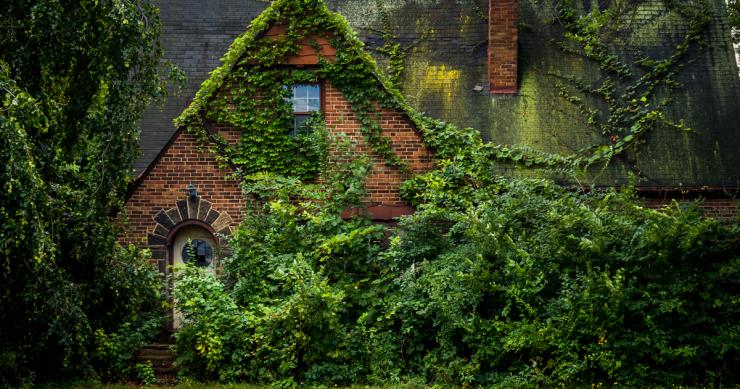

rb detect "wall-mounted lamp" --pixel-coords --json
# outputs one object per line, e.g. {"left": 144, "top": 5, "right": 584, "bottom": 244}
{"left": 185, "top": 182, "right": 198, "bottom": 199}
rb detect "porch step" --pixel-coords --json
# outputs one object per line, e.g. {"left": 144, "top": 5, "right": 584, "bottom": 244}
{"left": 137, "top": 342, "right": 177, "bottom": 383}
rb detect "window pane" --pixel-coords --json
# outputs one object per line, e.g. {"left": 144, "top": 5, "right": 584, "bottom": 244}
{"left": 306, "top": 84, "right": 320, "bottom": 99}
{"left": 307, "top": 98, "right": 320, "bottom": 111}
{"left": 182, "top": 239, "right": 213, "bottom": 267}
{"left": 292, "top": 84, "right": 320, "bottom": 112}
{"left": 294, "top": 114, "right": 311, "bottom": 135}
{"left": 293, "top": 98, "right": 309, "bottom": 112}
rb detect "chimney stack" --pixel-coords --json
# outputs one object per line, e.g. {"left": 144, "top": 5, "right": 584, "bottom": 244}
{"left": 488, "top": 0, "right": 518, "bottom": 94}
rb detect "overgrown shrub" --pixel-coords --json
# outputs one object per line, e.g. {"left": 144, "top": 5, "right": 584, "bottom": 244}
{"left": 174, "top": 140, "right": 738, "bottom": 387}
{"left": 387, "top": 177, "right": 739, "bottom": 386}
{"left": 174, "top": 141, "right": 386, "bottom": 385}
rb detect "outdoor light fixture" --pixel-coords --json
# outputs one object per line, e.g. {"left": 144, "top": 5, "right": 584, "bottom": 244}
{"left": 186, "top": 182, "right": 198, "bottom": 199}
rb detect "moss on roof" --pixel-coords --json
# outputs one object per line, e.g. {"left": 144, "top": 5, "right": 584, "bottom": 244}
{"left": 176, "top": 0, "right": 395, "bottom": 128}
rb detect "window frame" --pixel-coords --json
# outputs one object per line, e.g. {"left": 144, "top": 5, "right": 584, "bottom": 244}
{"left": 288, "top": 81, "right": 324, "bottom": 136}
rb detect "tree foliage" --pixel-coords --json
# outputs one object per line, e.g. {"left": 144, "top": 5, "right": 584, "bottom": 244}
{"left": 0, "top": 0, "right": 169, "bottom": 384}
{"left": 730, "top": 0, "right": 740, "bottom": 43}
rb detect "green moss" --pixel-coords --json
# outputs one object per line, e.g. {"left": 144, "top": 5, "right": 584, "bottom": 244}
{"left": 403, "top": 63, "right": 462, "bottom": 119}
{"left": 176, "top": 0, "right": 414, "bottom": 175}
{"left": 176, "top": 0, "right": 719, "bottom": 188}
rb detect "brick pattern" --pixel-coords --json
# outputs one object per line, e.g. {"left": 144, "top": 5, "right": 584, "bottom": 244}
{"left": 642, "top": 197, "right": 739, "bottom": 222}
{"left": 121, "top": 128, "right": 245, "bottom": 271}
{"left": 323, "top": 81, "right": 435, "bottom": 207}
{"left": 489, "top": 0, "right": 518, "bottom": 94}
{"left": 123, "top": 75, "right": 435, "bottom": 260}
{"left": 262, "top": 25, "right": 337, "bottom": 65}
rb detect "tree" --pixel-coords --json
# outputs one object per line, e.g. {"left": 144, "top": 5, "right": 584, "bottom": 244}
{"left": 0, "top": 0, "right": 171, "bottom": 384}
{"left": 729, "top": 0, "right": 740, "bottom": 43}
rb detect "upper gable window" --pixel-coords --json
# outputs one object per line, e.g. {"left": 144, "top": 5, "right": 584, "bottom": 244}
{"left": 288, "top": 84, "right": 321, "bottom": 136}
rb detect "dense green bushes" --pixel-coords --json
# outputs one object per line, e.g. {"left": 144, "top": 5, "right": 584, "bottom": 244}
{"left": 388, "top": 178, "right": 738, "bottom": 386}
{"left": 174, "top": 135, "right": 738, "bottom": 386}
{"left": 1, "top": 1, "right": 169, "bottom": 385}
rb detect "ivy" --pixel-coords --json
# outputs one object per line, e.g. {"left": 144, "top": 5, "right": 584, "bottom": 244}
{"left": 373, "top": 1, "right": 407, "bottom": 87}
{"left": 176, "top": 0, "right": 713, "bottom": 194}
{"left": 177, "top": 0, "right": 411, "bottom": 178}
{"left": 553, "top": 0, "right": 711, "bottom": 171}
{"left": 175, "top": 0, "right": 592, "bottom": 186}
{"left": 205, "top": 68, "right": 329, "bottom": 180}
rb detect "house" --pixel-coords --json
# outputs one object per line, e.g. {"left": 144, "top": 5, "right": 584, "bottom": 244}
{"left": 122, "top": 0, "right": 740, "bottom": 272}
{"left": 121, "top": 0, "right": 435, "bottom": 278}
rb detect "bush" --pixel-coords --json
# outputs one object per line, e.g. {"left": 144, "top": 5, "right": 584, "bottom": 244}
{"left": 386, "top": 177, "right": 739, "bottom": 386}
{"left": 1, "top": 0, "right": 170, "bottom": 384}
{"left": 175, "top": 162, "right": 738, "bottom": 386}
{"left": 175, "top": 143, "right": 386, "bottom": 385}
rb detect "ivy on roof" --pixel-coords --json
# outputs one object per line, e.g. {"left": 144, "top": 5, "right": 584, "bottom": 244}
{"left": 174, "top": 0, "right": 575, "bottom": 181}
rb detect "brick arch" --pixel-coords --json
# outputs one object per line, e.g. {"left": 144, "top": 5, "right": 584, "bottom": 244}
{"left": 146, "top": 195, "right": 234, "bottom": 272}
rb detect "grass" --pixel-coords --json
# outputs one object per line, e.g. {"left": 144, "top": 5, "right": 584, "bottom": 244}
{"left": 58, "top": 383, "right": 444, "bottom": 389}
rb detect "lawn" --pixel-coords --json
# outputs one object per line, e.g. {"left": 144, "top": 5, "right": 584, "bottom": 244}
{"left": 57, "top": 383, "right": 441, "bottom": 389}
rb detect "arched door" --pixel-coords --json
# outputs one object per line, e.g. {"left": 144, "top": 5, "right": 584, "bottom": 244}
{"left": 170, "top": 224, "right": 217, "bottom": 329}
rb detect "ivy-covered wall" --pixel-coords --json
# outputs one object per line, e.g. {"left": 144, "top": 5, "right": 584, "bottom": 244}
{"left": 139, "top": 0, "right": 739, "bottom": 188}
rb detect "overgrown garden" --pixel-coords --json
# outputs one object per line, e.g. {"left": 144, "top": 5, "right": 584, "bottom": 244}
{"left": 1, "top": 0, "right": 738, "bottom": 387}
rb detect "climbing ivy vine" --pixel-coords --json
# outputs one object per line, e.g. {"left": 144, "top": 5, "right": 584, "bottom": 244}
{"left": 176, "top": 0, "right": 410, "bottom": 178}
{"left": 552, "top": 0, "right": 711, "bottom": 171}
{"left": 176, "top": 0, "right": 713, "bottom": 186}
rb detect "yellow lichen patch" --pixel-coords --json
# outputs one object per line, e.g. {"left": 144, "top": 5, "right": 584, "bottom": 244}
{"left": 459, "top": 14, "right": 472, "bottom": 34}
{"left": 510, "top": 68, "right": 545, "bottom": 148}
{"left": 404, "top": 63, "right": 462, "bottom": 117}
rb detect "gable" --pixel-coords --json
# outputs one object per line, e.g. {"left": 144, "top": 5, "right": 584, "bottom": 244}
{"left": 175, "top": 0, "right": 437, "bottom": 183}
{"left": 261, "top": 24, "right": 337, "bottom": 65}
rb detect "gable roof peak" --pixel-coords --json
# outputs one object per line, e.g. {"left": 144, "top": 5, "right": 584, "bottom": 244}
{"left": 174, "top": 0, "right": 375, "bottom": 129}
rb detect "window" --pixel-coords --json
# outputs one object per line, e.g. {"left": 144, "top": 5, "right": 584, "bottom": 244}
{"left": 288, "top": 84, "right": 321, "bottom": 136}
{"left": 182, "top": 239, "right": 213, "bottom": 267}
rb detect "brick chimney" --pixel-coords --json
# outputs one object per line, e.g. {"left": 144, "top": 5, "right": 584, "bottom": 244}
{"left": 488, "top": 0, "right": 518, "bottom": 94}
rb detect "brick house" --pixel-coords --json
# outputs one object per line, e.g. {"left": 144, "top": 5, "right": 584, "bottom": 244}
{"left": 121, "top": 0, "right": 435, "bottom": 282}
{"left": 122, "top": 0, "right": 740, "bottom": 274}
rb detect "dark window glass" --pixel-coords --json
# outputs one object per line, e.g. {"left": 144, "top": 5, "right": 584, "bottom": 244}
{"left": 291, "top": 114, "right": 312, "bottom": 136}
{"left": 182, "top": 239, "right": 213, "bottom": 267}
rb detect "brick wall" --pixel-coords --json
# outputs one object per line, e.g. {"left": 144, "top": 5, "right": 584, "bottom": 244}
{"left": 489, "top": 0, "right": 518, "bottom": 94}
{"left": 120, "top": 128, "right": 245, "bottom": 270}
{"left": 323, "top": 81, "right": 435, "bottom": 215}
{"left": 121, "top": 78, "right": 435, "bottom": 263}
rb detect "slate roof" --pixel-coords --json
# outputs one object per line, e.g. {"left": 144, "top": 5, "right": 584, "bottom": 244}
{"left": 136, "top": 0, "right": 267, "bottom": 171}
{"left": 137, "top": 0, "right": 740, "bottom": 188}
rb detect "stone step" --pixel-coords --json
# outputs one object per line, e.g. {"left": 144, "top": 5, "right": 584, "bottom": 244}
{"left": 142, "top": 343, "right": 172, "bottom": 350}
{"left": 138, "top": 354, "right": 174, "bottom": 362}
{"left": 139, "top": 348, "right": 175, "bottom": 357}
{"left": 137, "top": 341, "right": 178, "bottom": 382}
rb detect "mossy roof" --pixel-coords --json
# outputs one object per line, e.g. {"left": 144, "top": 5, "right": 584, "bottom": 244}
{"left": 174, "top": 0, "right": 416, "bottom": 131}
{"left": 137, "top": 0, "right": 740, "bottom": 188}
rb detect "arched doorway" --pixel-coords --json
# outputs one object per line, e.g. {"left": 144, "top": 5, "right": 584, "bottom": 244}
{"left": 145, "top": 191, "right": 235, "bottom": 331}
{"left": 169, "top": 223, "right": 218, "bottom": 330}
